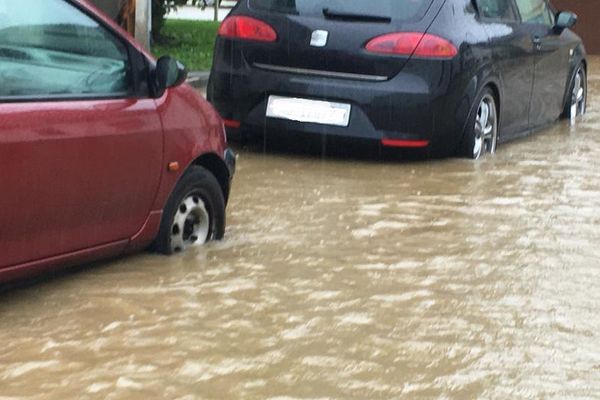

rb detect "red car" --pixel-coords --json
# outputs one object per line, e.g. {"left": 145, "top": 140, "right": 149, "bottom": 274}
{"left": 0, "top": 0, "right": 235, "bottom": 284}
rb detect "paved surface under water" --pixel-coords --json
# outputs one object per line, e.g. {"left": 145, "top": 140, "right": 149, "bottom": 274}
{"left": 2, "top": 60, "right": 600, "bottom": 399}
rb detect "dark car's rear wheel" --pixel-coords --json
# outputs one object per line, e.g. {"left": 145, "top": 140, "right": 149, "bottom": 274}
{"left": 459, "top": 88, "right": 498, "bottom": 160}
{"left": 565, "top": 65, "right": 587, "bottom": 122}
{"left": 154, "top": 166, "right": 225, "bottom": 255}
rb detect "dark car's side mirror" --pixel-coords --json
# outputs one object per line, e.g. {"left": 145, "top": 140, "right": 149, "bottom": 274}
{"left": 555, "top": 11, "right": 577, "bottom": 32}
{"left": 154, "top": 56, "right": 188, "bottom": 97}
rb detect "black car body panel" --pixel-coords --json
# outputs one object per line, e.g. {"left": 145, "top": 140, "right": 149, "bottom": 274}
{"left": 208, "top": 0, "right": 586, "bottom": 156}
{"left": 239, "top": 0, "right": 446, "bottom": 78}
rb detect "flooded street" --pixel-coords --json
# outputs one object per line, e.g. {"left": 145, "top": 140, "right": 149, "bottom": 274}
{"left": 2, "top": 58, "right": 600, "bottom": 399}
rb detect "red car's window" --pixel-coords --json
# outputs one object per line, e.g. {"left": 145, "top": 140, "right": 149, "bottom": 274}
{"left": 0, "top": 0, "right": 132, "bottom": 99}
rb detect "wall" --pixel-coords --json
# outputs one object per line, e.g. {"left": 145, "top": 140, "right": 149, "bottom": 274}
{"left": 552, "top": 0, "right": 600, "bottom": 54}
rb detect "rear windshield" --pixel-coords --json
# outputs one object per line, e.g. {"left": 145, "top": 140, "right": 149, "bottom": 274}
{"left": 249, "top": 0, "right": 434, "bottom": 21}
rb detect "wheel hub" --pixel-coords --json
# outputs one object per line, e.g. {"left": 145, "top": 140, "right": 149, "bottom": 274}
{"left": 170, "top": 194, "right": 210, "bottom": 253}
{"left": 570, "top": 69, "right": 586, "bottom": 122}
{"left": 473, "top": 94, "right": 497, "bottom": 159}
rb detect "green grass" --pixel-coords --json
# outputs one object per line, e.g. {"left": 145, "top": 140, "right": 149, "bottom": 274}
{"left": 152, "top": 20, "right": 220, "bottom": 72}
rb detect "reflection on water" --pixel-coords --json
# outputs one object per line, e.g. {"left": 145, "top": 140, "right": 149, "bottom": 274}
{"left": 2, "top": 59, "right": 600, "bottom": 399}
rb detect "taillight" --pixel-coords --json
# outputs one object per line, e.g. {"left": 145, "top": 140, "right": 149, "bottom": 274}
{"left": 365, "top": 32, "right": 457, "bottom": 59}
{"left": 223, "top": 119, "right": 241, "bottom": 129}
{"left": 218, "top": 16, "right": 277, "bottom": 42}
{"left": 381, "top": 139, "right": 430, "bottom": 148}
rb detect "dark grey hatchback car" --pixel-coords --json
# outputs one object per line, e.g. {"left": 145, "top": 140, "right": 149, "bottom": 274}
{"left": 208, "top": 0, "right": 587, "bottom": 159}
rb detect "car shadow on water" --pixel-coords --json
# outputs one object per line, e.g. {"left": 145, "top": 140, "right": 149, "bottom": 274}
{"left": 0, "top": 253, "right": 146, "bottom": 297}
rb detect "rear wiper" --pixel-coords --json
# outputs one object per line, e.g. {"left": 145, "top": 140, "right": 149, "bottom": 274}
{"left": 322, "top": 8, "right": 391, "bottom": 23}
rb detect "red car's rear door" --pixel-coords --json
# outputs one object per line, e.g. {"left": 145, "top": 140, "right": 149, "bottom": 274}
{"left": 0, "top": 0, "right": 163, "bottom": 268}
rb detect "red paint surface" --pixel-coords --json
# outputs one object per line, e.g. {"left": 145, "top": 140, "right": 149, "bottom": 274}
{"left": 0, "top": 1, "right": 228, "bottom": 283}
{"left": 0, "top": 99, "right": 163, "bottom": 268}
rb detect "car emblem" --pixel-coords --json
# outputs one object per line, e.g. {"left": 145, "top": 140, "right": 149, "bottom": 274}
{"left": 310, "top": 30, "right": 329, "bottom": 47}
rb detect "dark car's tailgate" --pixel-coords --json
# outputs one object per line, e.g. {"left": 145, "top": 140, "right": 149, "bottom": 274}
{"left": 238, "top": 0, "right": 446, "bottom": 79}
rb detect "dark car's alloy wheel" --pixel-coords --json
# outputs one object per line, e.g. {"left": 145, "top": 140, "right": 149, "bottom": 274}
{"left": 568, "top": 66, "right": 587, "bottom": 122}
{"left": 154, "top": 166, "right": 225, "bottom": 255}
{"left": 473, "top": 94, "right": 498, "bottom": 159}
{"left": 461, "top": 89, "right": 498, "bottom": 160}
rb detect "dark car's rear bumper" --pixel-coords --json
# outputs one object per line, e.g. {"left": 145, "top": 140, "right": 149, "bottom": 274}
{"left": 208, "top": 54, "right": 470, "bottom": 155}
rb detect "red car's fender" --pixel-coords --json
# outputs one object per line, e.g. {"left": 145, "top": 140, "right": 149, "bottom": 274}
{"left": 69, "top": 0, "right": 230, "bottom": 251}
{"left": 152, "top": 84, "right": 227, "bottom": 212}
{"left": 126, "top": 84, "right": 228, "bottom": 252}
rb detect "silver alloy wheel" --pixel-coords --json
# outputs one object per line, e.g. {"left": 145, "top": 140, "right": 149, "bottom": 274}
{"left": 570, "top": 68, "right": 586, "bottom": 122}
{"left": 473, "top": 94, "right": 498, "bottom": 160}
{"left": 170, "top": 194, "right": 210, "bottom": 253}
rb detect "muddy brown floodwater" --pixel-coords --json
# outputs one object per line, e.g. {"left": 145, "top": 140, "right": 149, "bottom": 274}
{"left": 2, "top": 58, "right": 600, "bottom": 399}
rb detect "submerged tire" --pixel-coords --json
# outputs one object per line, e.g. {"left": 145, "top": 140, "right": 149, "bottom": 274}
{"left": 154, "top": 166, "right": 225, "bottom": 255}
{"left": 458, "top": 87, "right": 498, "bottom": 160}
{"left": 564, "top": 64, "right": 587, "bottom": 121}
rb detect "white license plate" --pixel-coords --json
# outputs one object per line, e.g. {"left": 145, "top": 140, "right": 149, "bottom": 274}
{"left": 266, "top": 96, "right": 351, "bottom": 127}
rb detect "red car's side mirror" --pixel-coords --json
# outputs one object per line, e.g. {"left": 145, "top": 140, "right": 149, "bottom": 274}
{"left": 154, "top": 56, "right": 188, "bottom": 97}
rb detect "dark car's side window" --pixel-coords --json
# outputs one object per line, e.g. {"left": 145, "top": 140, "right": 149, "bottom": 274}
{"left": 0, "top": 0, "right": 132, "bottom": 99}
{"left": 514, "top": 0, "right": 554, "bottom": 25}
{"left": 477, "top": 0, "right": 519, "bottom": 22}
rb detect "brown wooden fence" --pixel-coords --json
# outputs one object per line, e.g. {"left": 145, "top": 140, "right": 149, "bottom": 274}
{"left": 119, "top": 0, "right": 136, "bottom": 35}
{"left": 552, "top": 0, "right": 600, "bottom": 54}
{"left": 90, "top": 0, "right": 135, "bottom": 35}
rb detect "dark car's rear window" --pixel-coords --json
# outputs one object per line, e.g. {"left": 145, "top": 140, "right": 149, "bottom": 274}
{"left": 249, "top": 0, "right": 434, "bottom": 21}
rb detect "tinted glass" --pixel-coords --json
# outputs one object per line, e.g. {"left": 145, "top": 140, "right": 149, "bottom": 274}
{"left": 477, "top": 0, "right": 518, "bottom": 21}
{"left": 0, "top": 0, "right": 131, "bottom": 99}
{"left": 515, "top": 0, "right": 554, "bottom": 25}
{"left": 249, "top": 0, "right": 434, "bottom": 21}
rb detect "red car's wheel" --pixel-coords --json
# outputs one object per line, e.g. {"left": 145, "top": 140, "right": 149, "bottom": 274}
{"left": 154, "top": 166, "right": 225, "bottom": 254}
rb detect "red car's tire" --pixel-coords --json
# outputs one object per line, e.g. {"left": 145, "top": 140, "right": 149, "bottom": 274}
{"left": 154, "top": 166, "right": 225, "bottom": 255}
